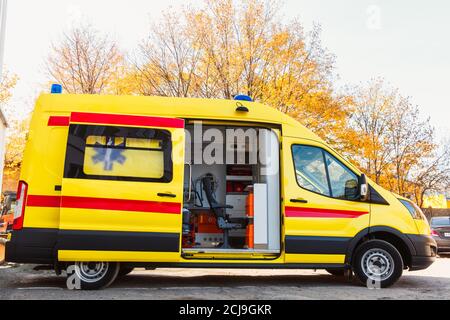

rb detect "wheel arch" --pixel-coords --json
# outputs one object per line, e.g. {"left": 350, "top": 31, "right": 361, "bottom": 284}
{"left": 345, "top": 226, "right": 416, "bottom": 268}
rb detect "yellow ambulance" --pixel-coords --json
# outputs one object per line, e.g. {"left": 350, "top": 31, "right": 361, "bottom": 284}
{"left": 5, "top": 88, "right": 436, "bottom": 289}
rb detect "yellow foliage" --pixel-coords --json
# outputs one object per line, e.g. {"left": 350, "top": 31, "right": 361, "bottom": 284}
{"left": 128, "top": 0, "right": 355, "bottom": 153}
{"left": 0, "top": 70, "right": 18, "bottom": 104}
{"left": 4, "top": 118, "right": 30, "bottom": 171}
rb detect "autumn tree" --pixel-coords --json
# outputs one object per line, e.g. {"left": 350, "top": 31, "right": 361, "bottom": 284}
{"left": 350, "top": 79, "right": 400, "bottom": 183}
{"left": 0, "top": 69, "right": 17, "bottom": 105}
{"left": 410, "top": 145, "right": 450, "bottom": 207}
{"left": 0, "top": 68, "right": 19, "bottom": 191}
{"left": 47, "top": 24, "right": 123, "bottom": 94}
{"left": 2, "top": 118, "right": 29, "bottom": 191}
{"left": 387, "top": 99, "right": 435, "bottom": 195}
{"left": 132, "top": 0, "right": 353, "bottom": 150}
{"left": 350, "top": 79, "right": 449, "bottom": 205}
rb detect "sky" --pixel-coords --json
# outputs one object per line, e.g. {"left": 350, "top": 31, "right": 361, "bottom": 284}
{"left": 1, "top": 0, "right": 449, "bottom": 141}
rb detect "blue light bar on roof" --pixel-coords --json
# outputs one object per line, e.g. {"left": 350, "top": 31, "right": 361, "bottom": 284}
{"left": 51, "top": 84, "right": 63, "bottom": 94}
{"left": 234, "top": 95, "right": 253, "bottom": 102}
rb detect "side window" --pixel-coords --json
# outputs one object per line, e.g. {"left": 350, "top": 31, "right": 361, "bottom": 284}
{"left": 324, "top": 153, "right": 359, "bottom": 200}
{"left": 292, "top": 145, "right": 359, "bottom": 201}
{"left": 64, "top": 125, "right": 173, "bottom": 182}
{"left": 292, "top": 145, "right": 330, "bottom": 196}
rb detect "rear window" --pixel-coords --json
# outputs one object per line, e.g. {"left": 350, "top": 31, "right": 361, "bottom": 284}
{"left": 431, "top": 217, "right": 450, "bottom": 227}
{"left": 64, "top": 125, "right": 173, "bottom": 183}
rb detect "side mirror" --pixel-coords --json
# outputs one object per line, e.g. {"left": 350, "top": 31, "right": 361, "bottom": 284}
{"left": 360, "top": 174, "right": 369, "bottom": 201}
{"left": 344, "top": 179, "right": 359, "bottom": 200}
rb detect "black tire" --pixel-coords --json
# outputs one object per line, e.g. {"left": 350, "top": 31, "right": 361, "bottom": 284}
{"left": 66, "top": 262, "right": 120, "bottom": 290}
{"left": 118, "top": 266, "right": 134, "bottom": 277}
{"left": 352, "top": 240, "right": 403, "bottom": 288}
{"left": 326, "top": 269, "right": 345, "bottom": 276}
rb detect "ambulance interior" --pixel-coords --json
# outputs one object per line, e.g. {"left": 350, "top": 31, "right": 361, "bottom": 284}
{"left": 182, "top": 123, "right": 281, "bottom": 257}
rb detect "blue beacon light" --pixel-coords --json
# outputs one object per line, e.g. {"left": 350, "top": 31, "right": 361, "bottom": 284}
{"left": 51, "top": 84, "right": 63, "bottom": 94}
{"left": 234, "top": 95, "right": 253, "bottom": 102}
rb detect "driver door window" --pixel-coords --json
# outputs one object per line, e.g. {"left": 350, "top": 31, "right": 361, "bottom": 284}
{"left": 292, "top": 145, "right": 359, "bottom": 201}
{"left": 324, "top": 152, "right": 359, "bottom": 200}
{"left": 292, "top": 145, "right": 330, "bottom": 196}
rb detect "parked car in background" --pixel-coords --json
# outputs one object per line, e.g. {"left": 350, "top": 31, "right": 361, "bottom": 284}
{"left": 0, "top": 192, "right": 16, "bottom": 236}
{"left": 430, "top": 217, "right": 450, "bottom": 253}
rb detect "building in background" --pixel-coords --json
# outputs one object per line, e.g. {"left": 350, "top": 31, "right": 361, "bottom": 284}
{"left": 422, "top": 193, "right": 448, "bottom": 209}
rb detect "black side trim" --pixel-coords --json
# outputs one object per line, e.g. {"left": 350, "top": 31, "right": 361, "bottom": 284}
{"left": 285, "top": 235, "right": 351, "bottom": 254}
{"left": 5, "top": 228, "right": 58, "bottom": 264}
{"left": 57, "top": 230, "right": 180, "bottom": 253}
{"left": 122, "top": 262, "right": 346, "bottom": 269}
{"left": 6, "top": 228, "right": 181, "bottom": 264}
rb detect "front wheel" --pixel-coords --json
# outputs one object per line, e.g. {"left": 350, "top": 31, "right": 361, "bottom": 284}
{"left": 66, "top": 262, "right": 120, "bottom": 290}
{"left": 352, "top": 240, "right": 403, "bottom": 288}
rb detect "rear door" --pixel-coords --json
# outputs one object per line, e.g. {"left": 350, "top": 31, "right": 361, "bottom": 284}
{"left": 57, "top": 112, "right": 185, "bottom": 262}
{"left": 282, "top": 137, "right": 370, "bottom": 264}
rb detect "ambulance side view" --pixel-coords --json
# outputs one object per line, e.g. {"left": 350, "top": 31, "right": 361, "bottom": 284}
{"left": 5, "top": 92, "right": 437, "bottom": 290}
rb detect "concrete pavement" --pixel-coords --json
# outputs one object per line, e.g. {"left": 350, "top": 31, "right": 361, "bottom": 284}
{"left": 1, "top": 255, "right": 450, "bottom": 300}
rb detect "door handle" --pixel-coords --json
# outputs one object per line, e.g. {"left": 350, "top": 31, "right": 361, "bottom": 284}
{"left": 157, "top": 193, "right": 177, "bottom": 198}
{"left": 290, "top": 198, "right": 308, "bottom": 204}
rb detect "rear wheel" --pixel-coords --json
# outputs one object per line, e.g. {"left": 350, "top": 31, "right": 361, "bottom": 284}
{"left": 352, "top": 240, "right": 403, "bottom": 288}
{"left": 66, "top": 262, "right": 119, "bottom": 290}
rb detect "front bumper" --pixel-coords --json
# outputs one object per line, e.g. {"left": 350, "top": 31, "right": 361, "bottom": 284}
{"left": 406, "top": 234, "right": 437, "bottom": 271}
{"left": 410, "top": 255, "right": 435, "bottom": 271}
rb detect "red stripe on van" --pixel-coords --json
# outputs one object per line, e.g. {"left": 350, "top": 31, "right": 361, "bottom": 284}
{"left": 70, "top": 112, "right": 185, "bottom": 129}
{"left": 26, "top": 195, "right": 181, "bottom": 214}
{"left": 61, "top": 196, "right": 181, "bottom": 214}
{"left": 48, "top": 116, "right": 70, "bottom": 126}
{"left": 27, "top": 195, "right": 62, "bottom": 207}
{"left": 285, "top": 206, "right": 368, "bottom": 219}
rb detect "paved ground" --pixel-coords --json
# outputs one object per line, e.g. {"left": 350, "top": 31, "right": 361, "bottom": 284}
{"left": 1, "top": 244, "right": 450, "bottom": 300}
